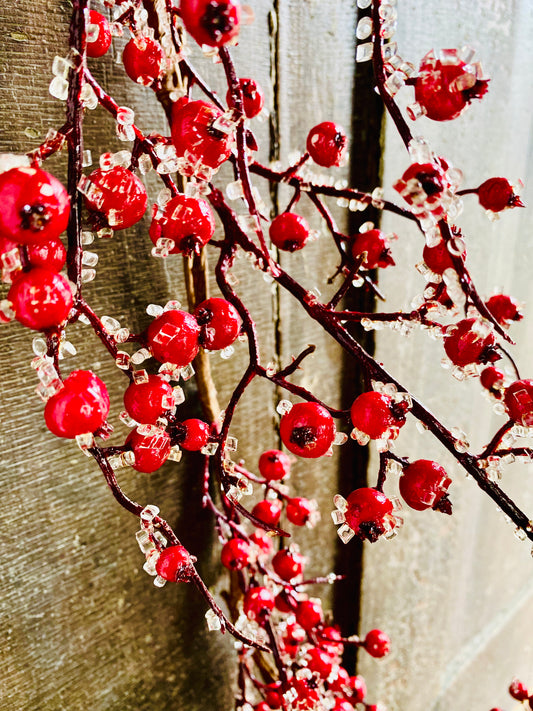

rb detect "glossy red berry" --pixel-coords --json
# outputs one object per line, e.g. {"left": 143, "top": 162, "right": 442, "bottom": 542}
{"left": 504, "top": 380, "right": 533, "bottom": 426}
{"left": 44, "top": 370, "right": 110, "bottom": 438}
{"left": 350, "top": 675, "right": 367, "bottom": 703}
{"left": 251, "top": 499, "right": 282, "bottom": 527}
{"left": 85, "top": 166, "right": 147, "bottom": 230}
{"left": 194, "top": 297, "right": 242, "bottom": 350}
{"left": 269, "top": 212, "right": 310, "bottom": 252}
{"left": 126, "top": 427, "right": 171, "bottom": 473}
{"left": 289, "top": 678, "right": 320, "bottom": 709}
{"left": 399, "top": 459, "right": 452, "bottom": 513}
{"left": 271, "top": 548, "right": 304, "bottom": 582}
{"left": 227, "top": 78, "right": 264, "bottom": 118}
{"left": 274, "top": 590, "right": 297, "bottom": 614}
{"left": 315, "top": 625, "right": 343, "bottom": 659}
{"left": 243, "top": 586, "right": 275, "bottom": 624}
{"left": 486, "top": 294, "right": 523, "bottom": 327}
{"left": 480, "top": 365, "right": 505, "bottom": 395}
{"left": 123, "top": 374, "right": 174, "bottom": 424}
{"left": 220, "top": 538, "right": 251, "bottom": 570}
{"left": 179, "top": 418, "right": 210, "bottom": 451}
{"left": 149, "top": 193, "right": 215, "bottom": 255}
{"left": 509, "top": 678, "right": 529, "bottom": 701}
{"left": 327, "top": 666, "right": 351, "bottom": 694}
{"left": 26, "top": 238, "right": 66, "bottom": 272}
{"left": 352, "top": 229, "right": 394, "bottom": 270}
{"left": 9, "top": 268, "right": 73, "bottom": 330}
{"left": 295, "top": 598, "right": 323, "bottom": 630}
{"left": 477, "top": 177, "right": 523, "bottom": 212}
{"left": 423, "top": 239, "right": 465, "bottom": 275}
{"left": 306, "top": 647, "right": 334, "bottom": 679}
{"left": 280, "top": 402, "right": 335, "bottom": 458}
{"left": 155, "top": 545, "right": 195, "bottom": 582}
{"left": 249, "top": 530, "right": 274, "bottom": 556}
{"left": 171, "top": 98, "right": 235, "bottom": 176}
{"left": 443, "top": 318, "right": 497, "bottom": 367}
{"left": 180, "top": 0, "right": 240, "bottom": 48}
{"left": 0, "top": 167, "right": 69, "bottom": 245}
{"left": 286, "top": 497, "right": 315, "bottom": 527}
{"left": 401, "top": 161, "right": 449, "bottom": 202}
{"left": 86, "top": 10, "right": 112, "bottom": 58}
{"left": 122, "top": 37, "right": 164, "bottom": 86}
{"left": 344, "top": 488, "right": 394, "bottom": 543}
{"left": 332, "top": 700, "right": 355, "bottom": 711}
{"left": 350, "top": 391, "right": 406, "bottom": 440}
{"left": 146, "top": 309, "right": 200, "bottom": 366}
{"left": 363, "top": 629, "right": 390, "bottom": 658}
{"left": 264, "top": 682, "right": 284, "bottom": 709}
{"left": 254, "top": 703, "right": 272, "bottom": 711}
{"left": 414, "top": 51, "right": 489, "bottom": 122}
{"left": 306, "top": 121, "right": 347, "bottom": 167}
{"left": 258, "top": 449, "right": 291, "bottom": 481}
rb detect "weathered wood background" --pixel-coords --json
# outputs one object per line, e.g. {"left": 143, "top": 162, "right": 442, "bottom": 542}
{"left": 0, "top": 1, "right": 532, "bottom": 710}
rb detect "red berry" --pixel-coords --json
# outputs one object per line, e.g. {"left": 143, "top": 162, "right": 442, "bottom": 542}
{"left": 86, "top": 11, "right": 112, "bottom": 58}
{"left": 44, "top": 370, "right": 110, "bottom": 438}
{"left": 26, "top": 238, "right": 66, "bottom": 272}
{"left": 306, "top": 647, "right": 334, "bottom": 679}
{"left": 443, "top": 318, "right": 497, "bottom": 367}
{"left": 258, "top": 450, "right": 291, "bottom": 482}
{"left": 364, "top": 629, "right": 390, "bottom": 658}
{"left": 180, "top": 0, "right": 240, "bottom": 48}
{"left": 269, "top": 212, "right": 310, "bottom": 252}
{"left": 254, "top": 703, "right": 272, "bottom": 711}
{"left": 249, "top": 530, "right": 274, "bottom": 556}
{"left": 227, "top": 78, "right": 264, "bottom": 118}
{"left": 414, "top": 51, "right": 489, "bottom": 122}
{"left": 486, "top": 294, "right": 523, "bottom": 327}
{"left": 280, "top": 402, "right": 335, "bottom": 458}
{"left": 509, "top": 678, "right": 529, "bottom": 701}
{"left": 352, "top": 229, "right": 394, "bottom": 270}
{"left": 350, "top": 391, "right": 406, "bottom": 440}
{"left": 504, "top": 379, "right": 533, "bottom": 426}
{"left": 399, "top": 459, "right": 452, "bottom": 513}
{"left": 350, "top": 675, "right": 367, "bottom": 703}
{"left": 400, "top": 161, "right": 449, "bottom": 203}
{"left": 171, "top": 98, "right": 235, "bottom": 176}
{"left": 149, "top": 193, "right": 215, "bottom": 255}
{"left": 243, "top": 586, "right": 275, "bottom": 624}
{"left": 123, "top": 374, "right": 174, "bottom": 424}
{"left": 480, "top": 365, "right": 505, "bottom": 395}
{"left": 122, "top": 37, "right": 164, "bottom": 86}
{"left": 179, "top": 418, "right": 210, "bottom": 451}
{"left": 264, "top": 682, "right": 284, "bottom": 708}
{"left": 279, "top": 622, "right": 304, "bottom": 656}
{"left": 194, "top": 297, "right": 242, "bottom": 350}
{"left": 126, "top": 427, "right": 171, "bottom": 473}
{"left": 271, "top": 548, "right": 304, "bottom": 581}
{"left": 316, "top": 625, "right": 344, "bottom": 658}
{"left": 220, "top": 538, "right": 251, "bottom": 570}
{"left": 332, "top": 700, "right": 355, "bottom": 711}
{"left": 146, "top": 309, "right": 200, "bottom": 366}
{"left": 274, "top": 590, "right": 297, "bottom": 614}
{"left": 306, "top": 121, "right": 347, "bottom": 167}
{"left": 423, "top": 239, "right": 465, "bottom": 275}
{"left": 85, "top": 166, "right": 147, "bottom": 230}
{"left": 295, "top": 598, "right": 323, "bottom": 630}
{"left": 327, "top": 666, "right": 351, "bottom": 694}
{"left": 286, "top": 497, "right": 315, "bottom": 526}
{"left": 478, "top": 177, "right": 523, "bottom": 212}
{"left": 251, "top": 499, "right": 282, "bottom": 527}
{"left": 9, "top": 268, "right": 73, "bottom": 330}
{"left": 155, "top": 545, "right": 195, "bottom": 582}
{"left": 0, "top": 167, "right": 69, "bottom": 245}
{"left": 289, "top": 678, "right": 320, "bottom": 708}
{"left": 344, "top": 488, "right": 394, "bottom": 543}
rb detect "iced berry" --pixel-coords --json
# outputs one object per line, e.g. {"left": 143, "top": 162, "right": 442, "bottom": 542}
{"left": 350, "top": 675, "right": 367, "bottom": 703}
{"left": 315, "top": 625, "right": 343, "bottom": 658}
{"left": 243, "top": 586, "right": 275, "bottom": 624}
{"left": 194, "top": 297, "right": 242, "bottom": 350}
{"left": 400, "top": 161, "right": 449, "bottom": 204}
{"left": 9, "top": 268, "right": 73, "bottom": 330}
{"left": 0, "top": 167, "right": 69, "bottom": 245}
{"left": 126, "top": 427, "right": 171, "bottom": 473}
{"left": 509, "top": 679, "right": 529, "bottom": 701}
{"left": 414, "top": 50, "right": 489, "bottom": 122}
{"left": 350, "top": 391, "right": 407, "bottom": 440}
{"left": 443, "top": 318, "right": 497, "bottom": 367}
{"left": 363, "top": 629, "right": 390, "bottom": 658}
{"left": 480, "top": 365, "right": 505, "bottom": 396}
{"left": 280, "top": 622, "right": 304, "bottom": 655}
{"left": 146, "top": 309, "right": 200, "bottom": 366}
{"left": 332, "top": 700, "right": 355, "bottom": 711}
{"left": 180, "top": 0, "right": 240, "bottom": 48}
{"left": 84, "top": 166, "right": 147, "bottom": 230}
{"left": 295, "top": 598, "right": 323, "bottom": 630}
{"left": 251, "top": 499, "right": 282, "bottom": 527}
{"left": 352, "top": 229, "right": 394, "bottom": 270}
{"left": 306, "top": 647, "right": 334, "bottom": 679}
{"left": 220, "top": 538, "right": 251, "bottom": 570}
{"left": 275, "top": 590, "right": 297, "bottom": 614}
{"left": 477, "top": 177, "right": 523, "bottom": 212}
{"left": 290, "top": 678, "right": 320, "bottom": 709}
{"left": 399, "top": 459, "right": 452, "bottom": 513}
{"left": 504, "top": 379, "right": 533, "bottom": 426}
{"left": 155, "top": 545, "right": 195, "bottom": 582}
{"left": 269, "top": 212, "right": 310, "bottom": 252}
{"left": 123, "top": 374, "right": 174, "bottom": 424}
{"left": 149, "top": 193, "right": 215, "bottom": 255}
{"left": 227, "top": 78, "right": 264, "bottom": 118}
{"left": 306, "top": 122, "right": 347, "bottom": 167}
{"left": 280, "top": 402, "right": 335, "bottom": 458}
{"left": 254, "top": 703, "right": 271, "bottom": 711}
{"left": 486, "top": 294, "right": 523, "bottom": 327}
{"left": 286, "top": 497, "right": 316, "bottom": 527}
{"left": 249, "top": 530, "right": 274, "bottom": 556}
{"left": 272, "top": 548, "right": 304, "bottom": 582}
{"left": 26, "top": 239, "right": 66, "bottom": 272}
{"left": 258, "top": 449, "right": 291, "bottom": 481}
{"left": 179, "top": 418, "right": 210, "bottom": 451}
{"left": 344, "top": 487, "right": 395, "bottom": 543}
{"left": 86, "top": 10, "right": 112, "bottom": 58}
{"left": 171, "top": 98, "right": 235, "bottom": 176}
{"left": 44, "top": 370, "right": 110, "bottom": 438}
{"left": 423, "top": 239, "right": 465, "bottom": 275}
{"left": 327, "top": 666, "right": 351, "bottom": 695}
{"left": 122, "top": 37, "right": 164, "bottom": 86}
